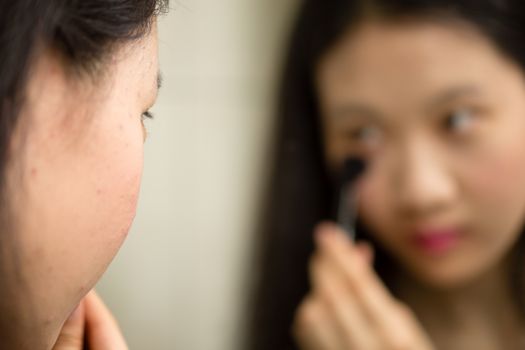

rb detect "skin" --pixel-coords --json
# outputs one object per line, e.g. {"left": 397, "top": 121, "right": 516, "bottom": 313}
{"left": 53, "top": 291, "right": 128, "bottom": 349}
{"left": 3, "top": 22, "right": 160, "bottom": 350}
{"left": 295, "top": 225, "right": 434, "bottom": 350}
{"left": 294, "top": 18, "right": 525, "bottom": 350}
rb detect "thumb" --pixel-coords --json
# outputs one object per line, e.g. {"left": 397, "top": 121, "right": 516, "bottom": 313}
{"left": 53, "top": 302, "right": 86, "bottom": 350}
{"left": 84, "top": 290, "right": 128, "bottom": 350}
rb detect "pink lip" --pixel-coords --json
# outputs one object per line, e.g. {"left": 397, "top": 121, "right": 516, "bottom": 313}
{"left": 411, "top": 228, "right": 462, "bottom": 255}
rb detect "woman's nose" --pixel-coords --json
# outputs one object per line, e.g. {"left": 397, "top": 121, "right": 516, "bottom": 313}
{"left": 393, "top": 140, "right": 457, "bottom": 218}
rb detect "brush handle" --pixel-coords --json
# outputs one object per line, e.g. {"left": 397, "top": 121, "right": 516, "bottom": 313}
{"left": 337, "top": 184, "right": 358, "bottom": 240}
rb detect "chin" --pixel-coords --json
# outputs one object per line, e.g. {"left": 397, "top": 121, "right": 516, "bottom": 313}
{"left": 408, "top": 260, "right": 490, "bottom": 290}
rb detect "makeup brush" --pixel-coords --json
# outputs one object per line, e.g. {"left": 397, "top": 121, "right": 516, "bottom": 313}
{"left": 337, "top": 157, "right": 366, "bottom": 240}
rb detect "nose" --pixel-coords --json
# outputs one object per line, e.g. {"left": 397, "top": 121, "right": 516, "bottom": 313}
{"left": 393, "top": 139, "right": 457, "bottom": 218}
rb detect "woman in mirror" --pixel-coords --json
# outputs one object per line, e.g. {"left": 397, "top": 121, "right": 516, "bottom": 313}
{"left": 251, "top": 1, "right": 525, "bottom": 349}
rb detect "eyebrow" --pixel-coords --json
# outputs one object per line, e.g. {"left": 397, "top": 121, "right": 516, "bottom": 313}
{"left": 332, "top": 104, "right": 383, "bottom": 121}
{"left": 426, "top": 85, "right": 482, "bottom": 110}
{"left": 331, "top": 85, "right": 482, "bottom": 120}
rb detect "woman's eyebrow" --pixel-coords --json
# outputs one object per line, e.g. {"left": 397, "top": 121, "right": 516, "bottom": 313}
{"left": 331, "top": 86, "right": 482, "bottom": 120}
{"left": 332, "top": 103, "right": 383, "bottom": 122}
{"left": 426, "top": 85, "right": 482, "bottom": 110}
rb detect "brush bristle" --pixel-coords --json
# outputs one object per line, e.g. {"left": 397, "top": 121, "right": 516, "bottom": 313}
{"left": 340, "top": 157, "right": 366, "bottom": 185}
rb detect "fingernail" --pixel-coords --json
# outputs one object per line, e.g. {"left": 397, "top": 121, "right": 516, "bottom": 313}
{"left": 357, "top": 240, "right": 376, "bottom": 263}
{"left": 314, "top": 228, "right": 328, "bottom": 245}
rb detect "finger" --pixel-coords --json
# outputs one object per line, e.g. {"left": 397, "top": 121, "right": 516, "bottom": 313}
{"left": 84, "top": 290, "right": 128, "bottom": 350}
{"left": 316, "top": 223, "right": 399, "bottom": 317}
{"left": 355, "top": 241, "right": 374, "bottom": 265}
{"left": 293, "top": 296, "right": 341, "bottom": 350}
{"left": 317, "top": 224, "right": 432, "bottom": 349}
{"left": 53, "top": 303, "right": 86, "bottom": 350}
{"left": 310, "top": 250, "right": 377, "bottom": 349}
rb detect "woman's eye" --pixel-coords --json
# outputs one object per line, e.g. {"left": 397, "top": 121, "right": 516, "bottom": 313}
{"left": 142, "top": 110, "right": 154, "bottom": 121}
{"left": 347, "top": 125, "right": 381, "bottom": 144}
{"left": 443, "top": 108, "right": 474, "bottom": 133}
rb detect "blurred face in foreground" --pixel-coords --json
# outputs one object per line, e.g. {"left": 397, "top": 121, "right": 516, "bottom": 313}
{"left": 4, "top": 22, "right": 159, "bottom": 347}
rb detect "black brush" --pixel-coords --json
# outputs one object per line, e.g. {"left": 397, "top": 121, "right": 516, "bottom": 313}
{"left": 337, "top": 157, "right": 367, "bottom": 240}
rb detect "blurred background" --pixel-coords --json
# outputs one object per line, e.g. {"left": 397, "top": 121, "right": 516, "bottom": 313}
{"left": 97, "top": 1, "right": 299, "bottom": 349}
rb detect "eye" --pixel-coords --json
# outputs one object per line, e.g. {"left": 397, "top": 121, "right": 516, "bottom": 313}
{"left": 443, "top": 108, "right": 474, "bottom": 134}
{"left": 142, "top": 110, "right": 154, "bottom": 121}
{"left": 346, "top": 125, "right": 382, "bottom": 145}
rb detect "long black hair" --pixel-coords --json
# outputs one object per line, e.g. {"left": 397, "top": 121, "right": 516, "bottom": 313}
{"left": 0, "top": 0, "right": 168, "bottom": 346}
{"left": 248, "top": 1, "right": 525, "bottom": 349}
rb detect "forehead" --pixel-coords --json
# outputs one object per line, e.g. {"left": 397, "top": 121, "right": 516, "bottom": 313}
{"left": 316, "top": 19, "right": 518, "bottom": 107}
{"left": 109, "top": 25, "right": 159, "bottom": 98}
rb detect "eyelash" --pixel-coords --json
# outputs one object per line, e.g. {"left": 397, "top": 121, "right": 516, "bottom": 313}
{"left": 142, "top": 111, "right": 154, "bottom": 120}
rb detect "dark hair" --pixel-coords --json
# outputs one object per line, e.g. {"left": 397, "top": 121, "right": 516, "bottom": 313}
{"left": 0, "top": 0, "right": 167, "bottom": 346}
{"left": 248, "top": 1, "right": 525, "bottom": 349}
{"left": 0, "top": 0, "right": 168, "bottom": 184}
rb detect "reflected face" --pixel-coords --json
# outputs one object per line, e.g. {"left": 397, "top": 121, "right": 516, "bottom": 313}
{"left": 318, "top": 19, "right": 525, "bottom": 288}
{"left": 5, "top": 23, "right": 159, "bottom": 346}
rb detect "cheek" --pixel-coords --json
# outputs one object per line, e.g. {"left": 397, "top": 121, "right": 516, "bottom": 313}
{"left": 459, "top": 136, "right": 525, "bottom": 247}
{"left": 94, "top": 148, "right": 143, "bottom": 246}
{"left": 72, "top": 116, "right": 145, "bottom": 272}
{"left": 13, "top": 110, "right": 144, "bottom": 328}
{"left": 463, "top": 147, "right": 525, "bottom": 207}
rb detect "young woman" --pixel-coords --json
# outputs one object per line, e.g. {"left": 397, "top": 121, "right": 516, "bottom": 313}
{"left": 0, "top": 1, "right": 167, "bottom": 349}
{"left": 250, "top": 1, "right": 525, "bottom": 349}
